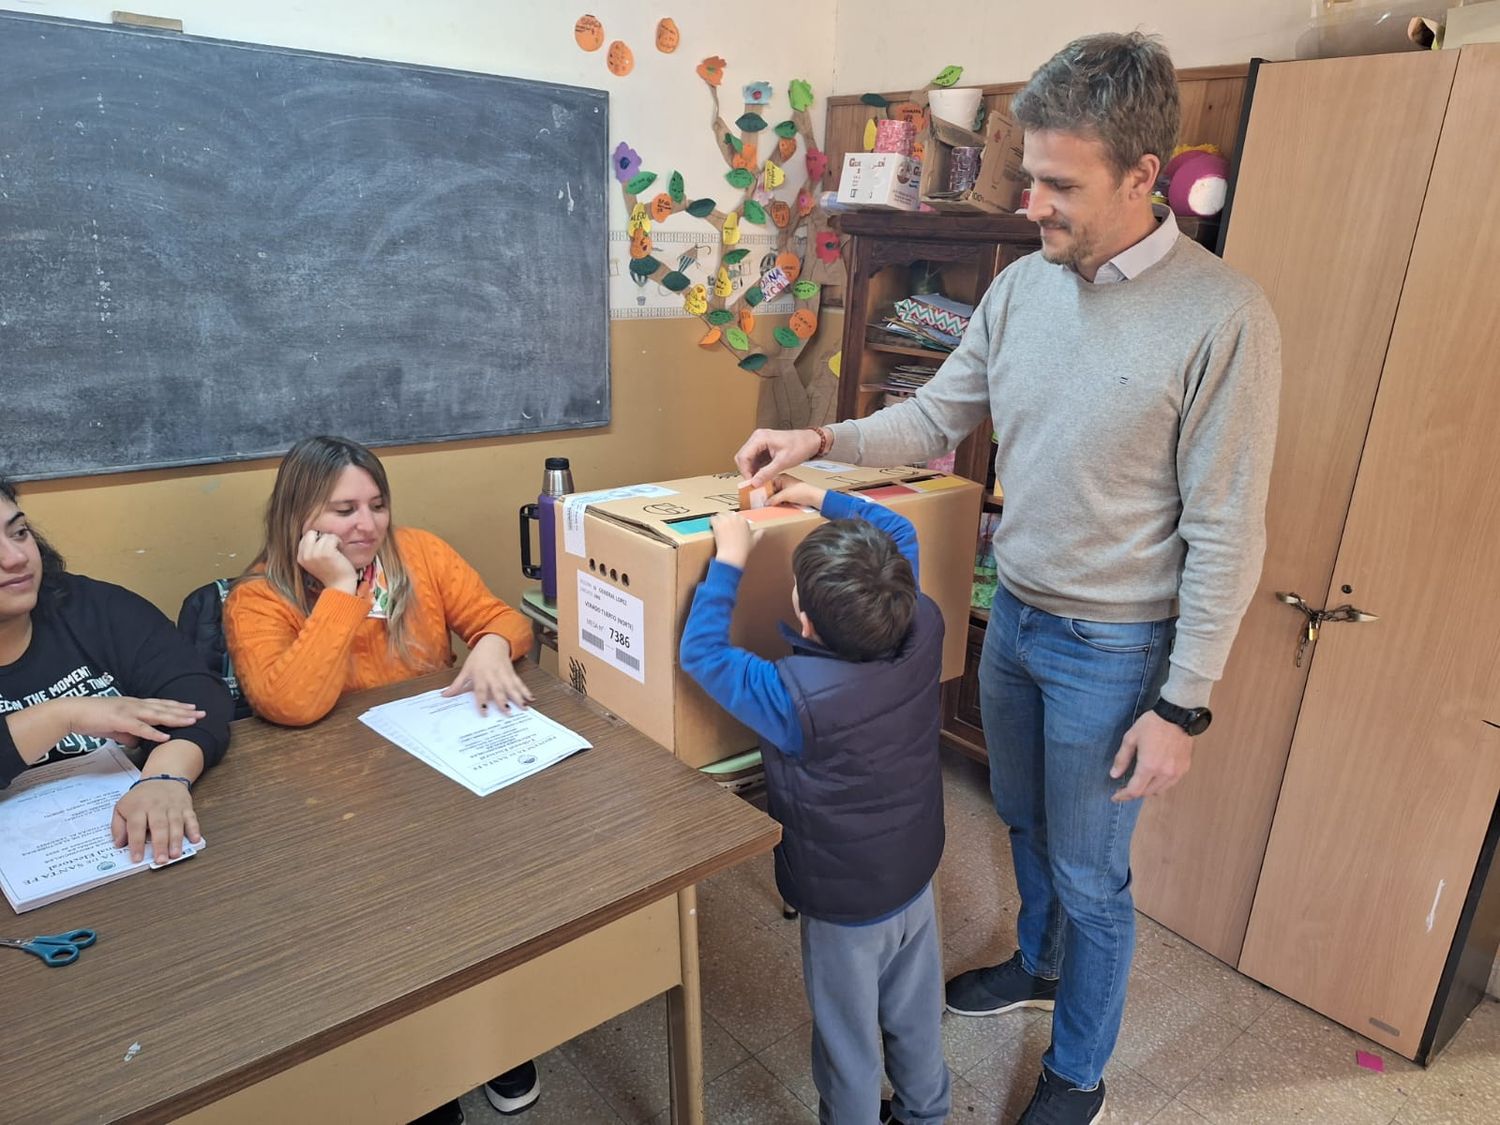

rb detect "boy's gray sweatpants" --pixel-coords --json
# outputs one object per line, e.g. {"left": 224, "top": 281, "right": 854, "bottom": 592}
{"left": 799, "top": 883, "right": 951, "bottom": 1124}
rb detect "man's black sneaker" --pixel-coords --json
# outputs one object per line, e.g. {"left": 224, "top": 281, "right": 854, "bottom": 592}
{"left": 483, "top": 1059, "right": 540, "bottom": 1116}
{"left": 945, "top": 950, "right": 1058, "bottom": 1016}
{"left": 1018, "top": 1069, "right": 1106, "bottom": 1125}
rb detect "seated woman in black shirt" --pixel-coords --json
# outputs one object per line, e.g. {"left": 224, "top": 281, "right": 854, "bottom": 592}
{"left": 0, "top": 477, "right": 232, "bottom": 861}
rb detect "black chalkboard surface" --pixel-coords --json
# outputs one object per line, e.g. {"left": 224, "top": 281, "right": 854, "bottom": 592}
{"left": 0, "top": 14, "right": 610, "bottom": 480}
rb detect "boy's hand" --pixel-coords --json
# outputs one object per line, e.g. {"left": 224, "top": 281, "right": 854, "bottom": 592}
{"left": 710, "top": 512, "right": 762, "bottom": 568}
{"left": 768, "top": 478, "right": 826, "bottom": 511}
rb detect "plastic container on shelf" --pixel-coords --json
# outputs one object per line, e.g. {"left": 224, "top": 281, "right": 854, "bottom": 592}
{"left": 1295, "top": 0, "right": 1449, "bottom": 58}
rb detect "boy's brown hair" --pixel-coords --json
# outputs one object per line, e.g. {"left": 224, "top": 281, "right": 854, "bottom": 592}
{"left": 792, "top": 518, "right": 917, "bottom": 661}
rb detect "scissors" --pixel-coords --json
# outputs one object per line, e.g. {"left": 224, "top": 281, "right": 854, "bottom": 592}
{"left": 0, "top": 928, "right": 97, "bottom": 967}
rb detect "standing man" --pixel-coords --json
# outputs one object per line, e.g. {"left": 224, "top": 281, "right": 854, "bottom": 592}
{"left": 735, "top": 33, "right": 1280, "bottom": 1125}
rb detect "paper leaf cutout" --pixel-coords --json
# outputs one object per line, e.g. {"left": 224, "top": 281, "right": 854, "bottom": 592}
{"left": 792, "top": 280, "right": 819, "bottom": 299}
{"left": 706, "top": 308, "right": 735, "bottom": 326}
{"left": 722, "top": 248, "right": 750, "bottom": 265}
{"left": 744, "top": 285, "right": 764, "bottom": 307}
{"left": 739, "top": 306, "right": 756, "bottom": 333}
{"left": 686, "top": 198, "right": 717, "bottom": 218}
{"left": 932, "top": 65, "right": 964, "bottom": 88}
{"left": 668, "top": 171, "right": 685, "bottom": 203}
{"left": 661, "top": 271, "right": 691, "bottom": 292}
{"left": 625, "top": 171, "right": 658, "bottom": 195}
{"left": 739, "top": 353, "right": 769, "bottom": 372}
{"left": 773, "top": 327, "right": 801, "bottom": 349}
{"left": 699, "top": 327, "right": 721, "bottom": 348}
{"left": 736, "top": 113, "right": 767, "bottom": 133}
{"left": 726, "top": 168, "right": 755, "bottom": 190}
{"left": 829, "top": 350, "right": 842, "bottom": 378}
{"left": 860, "top": 93, "right": 890, "bottom": 108}
{"left": 862, "top": 119, "right": 878, "bottom": 151}
{"left": 722, "top": 211, "right": 741, "bottom": 245}
{"left": 725, "top": 327, "right": 751, "bottom": 351}
{"left": 774, "top": 120, "right": 798, "bottom": 139}
{"left": 741, "top": 200, "right": 766, "bottom": 225}
{"left": 763, "top": 161, "right": 786, "bottom": 189}
{"left": 574, "top": 15, "right": 604, "bottom": 52}
{"left": 725, "top": 132, "right": 744, "bottom": 153}
{"left": 788, "top": 79, "right": 814, "bottom": 113}
{"left": 628, "top": 255, "right": 661, "bottom": 277}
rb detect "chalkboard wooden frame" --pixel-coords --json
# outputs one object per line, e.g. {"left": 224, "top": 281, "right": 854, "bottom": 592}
{"left": 0, "top": 13, "right": 610, "bottom": 481}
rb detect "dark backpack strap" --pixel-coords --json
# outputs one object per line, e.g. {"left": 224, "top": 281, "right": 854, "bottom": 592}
{"left": 177, "top": 579, "right": 253, "bottom": 720}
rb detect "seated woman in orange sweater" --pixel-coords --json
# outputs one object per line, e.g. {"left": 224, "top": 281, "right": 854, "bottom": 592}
{"left": 225, "top": 434, "right": 538, "bottom": 1125}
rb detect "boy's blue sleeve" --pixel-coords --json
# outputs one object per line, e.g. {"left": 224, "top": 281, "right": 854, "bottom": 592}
{"left": 679, "top": 559, "right": 804, "bottom": 755}
{"left": 820, "top": 490, "right": 921, "bottom": 584}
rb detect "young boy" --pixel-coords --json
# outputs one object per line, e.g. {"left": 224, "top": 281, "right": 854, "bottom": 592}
{"left": 680, "top": 479, "right": 950, "bottom": 1125}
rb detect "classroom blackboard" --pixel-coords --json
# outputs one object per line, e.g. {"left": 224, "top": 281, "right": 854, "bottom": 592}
{"left": 0, "top": 14, "right": 610, "bottom": 481}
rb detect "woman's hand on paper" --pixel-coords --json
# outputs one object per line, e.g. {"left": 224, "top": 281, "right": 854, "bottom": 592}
{"left": 444, "top": 634, "right": 534, "bottom": 714}
{"left": 297, "top": 529, "right": 360, "bottom": 594}
{"left": 112, "top": 773, "right": 200, "bottom": 864}
{"left": 734, "top": 428, "right": 822, "bottom": 489}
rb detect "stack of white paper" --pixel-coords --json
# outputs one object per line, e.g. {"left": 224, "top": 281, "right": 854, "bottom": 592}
{"left": 360, "top": 690, "right": 591, "bottom": 796}
{"left": 0, "top": 745, "right": 204, "bottom": 914}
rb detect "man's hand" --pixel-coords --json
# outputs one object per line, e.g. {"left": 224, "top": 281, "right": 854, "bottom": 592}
{"left": 710, "top": 512, "right": 762, "bottom": 569}
{"left": 1110, "top": 710, "right": 1194, "bottom": 802}
{"left": 734, "top": 429, "right": 823, "bottom": 489}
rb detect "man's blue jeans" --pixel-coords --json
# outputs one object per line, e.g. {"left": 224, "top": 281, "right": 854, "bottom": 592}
{"left": 979, "top": 582, "right": 1175, "bottom": 1089}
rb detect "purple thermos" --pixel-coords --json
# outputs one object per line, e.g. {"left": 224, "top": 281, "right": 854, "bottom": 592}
{"left": 519, "top": 457, "right": 574, "bottom": 601}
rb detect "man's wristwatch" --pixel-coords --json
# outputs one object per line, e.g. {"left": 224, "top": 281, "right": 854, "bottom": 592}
{"left": 1152, "top": 698, "right": 1213, "bottom": 736}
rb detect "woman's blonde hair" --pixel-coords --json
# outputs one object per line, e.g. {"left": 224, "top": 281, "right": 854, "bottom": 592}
{"left": 247, "top": 435, "right": 416, "bottom": 660}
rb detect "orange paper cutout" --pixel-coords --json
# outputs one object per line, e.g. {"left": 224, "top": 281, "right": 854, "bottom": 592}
{"left": 739, "top": 307, "right": 756, "bottom": 334}
{"left": 732, "top": 143, "right": 759, "bottom": 171}
{"left": 776, "top": 251, "right": 801, "bottom": 281}
{"left": 655, "top": 18, "right": 680, "bottom": 53}
{"left": 650, "top": 193, "right": 675, "bottom": 223}
{"left": 574, "top": 14, "right": 604, "bottom": 52}
{"left": 607, "top": 41, "right": 634, "bottom": 76}
{"left": 697, "top": 56, "right": 727, "bottom": 86}
{"left": 789, "top": 309, "right": 818, "bottom": 339}
{"left": 629, "top": 229, "right": 652, "bottom": 259}
{"left": 777, "top": 136, "right": 797, "bottom": 162}
{"left": 700, "top": 327, "right": 722, "bottom": 348}
{"left": 769, "top": 200, "right": 792, "bottom": 228}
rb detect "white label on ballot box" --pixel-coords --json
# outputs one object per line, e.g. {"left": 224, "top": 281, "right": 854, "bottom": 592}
{"left": 577, "top": 572, "right": 646, "bottom": 683}
{"left": 562, "top": 484, "right": 677, "bottom": 558}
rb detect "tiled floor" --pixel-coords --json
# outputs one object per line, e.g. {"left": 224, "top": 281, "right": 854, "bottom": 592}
{"left": 458, "top": 750, "right": 1500, "bottom": 1124}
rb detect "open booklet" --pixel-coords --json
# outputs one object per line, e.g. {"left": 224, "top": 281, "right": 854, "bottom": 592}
{"left": 0, "top": 744, "right": 205, "bottom": 915}
{"left": 359, "top": 689, "right": 591, "bottom": 796}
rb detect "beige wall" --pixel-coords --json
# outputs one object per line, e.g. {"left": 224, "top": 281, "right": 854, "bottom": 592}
{"left": 830, "top": 0, "right": 1311, "bottom": 94}
{"left": 20, "top": 319, "right": 759, "bottom": 615}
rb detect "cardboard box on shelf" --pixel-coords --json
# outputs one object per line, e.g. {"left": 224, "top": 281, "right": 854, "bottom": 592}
{"left": 918, "top": 110, "right": 1027, "bottom": 213}
{"left": 554, "top": 464, "right": 983, "bottom": 768}
{"left": 836, "top": 152, "right": 923, "bottom": 210}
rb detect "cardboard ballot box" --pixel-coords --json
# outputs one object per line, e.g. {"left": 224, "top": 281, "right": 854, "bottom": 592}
{"left": 554, "top": 463, "right": 982, "bottom": 768}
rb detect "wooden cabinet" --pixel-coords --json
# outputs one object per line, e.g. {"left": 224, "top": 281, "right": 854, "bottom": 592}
{"left": 1133, "top": 45, "right": 1500, "bottom": 1064}
{"left": 832, "top": 212, "right": 1038, "bottom": 762}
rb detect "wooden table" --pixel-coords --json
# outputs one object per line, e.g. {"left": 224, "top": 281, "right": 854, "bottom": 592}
{"left": 1, "top": 665, "right": 779, "bottom": 1124}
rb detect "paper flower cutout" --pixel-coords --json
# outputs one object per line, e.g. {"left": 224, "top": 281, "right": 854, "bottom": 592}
{"left": 743, "top": 82, "right": 774, "bottom": 105}
{"left": 815, "top": 230, "right": 840, "bottom": 263}
{"left": 698, "top": 56, "right": 727, "bottom": 87}
{"left": 613, "top": 142, "right": 642, "bottom": 183}
{"left": 805, "top": 147, "right": 828, "bottom": 182}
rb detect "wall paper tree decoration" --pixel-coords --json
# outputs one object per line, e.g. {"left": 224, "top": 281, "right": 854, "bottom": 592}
{"left": 615, "top": 58, "right": 844, "bottom": 430}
